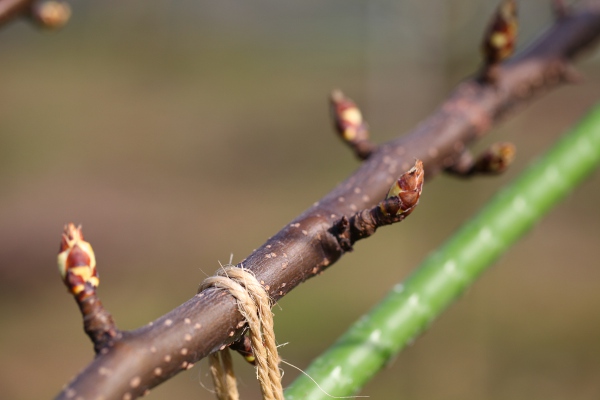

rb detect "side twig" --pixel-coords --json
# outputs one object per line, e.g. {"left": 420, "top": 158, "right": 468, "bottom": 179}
{"left": 57, "top": 224, "right": 119, "bottom": 354}
{"left": 445, "top": 142, "right": 516, "bottom": 177}
{"left": 332, "top": 160, "right": 423, "bottom": 251}
{"left": 330, "top": 90, "right": 376, "bottom": 160}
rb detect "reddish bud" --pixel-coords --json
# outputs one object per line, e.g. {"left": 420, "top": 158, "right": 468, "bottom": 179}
{"left": 230, "top": 336, "right": 256, "bottom": 365}
{"left": 30, "top": 0, "right": 71, "bottom": 29}
{"left": 330, "top": 90, "right": 370, "bottom": 144}
{"left": 380, "top": 160, "right": 424, "bottom": 216}
{"left": 475, "top": 142, "right": 516, "bottom": 174}
{"left": 482, "top": 0, "right": 518, "bottom": 65}
{"left": 57, "top": 224, "right": 98, "bottom": 297}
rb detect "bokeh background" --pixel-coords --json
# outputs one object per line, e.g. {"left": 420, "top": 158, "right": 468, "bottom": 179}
{"left": 1, "top": 1, "right": 599, "bottom": 399}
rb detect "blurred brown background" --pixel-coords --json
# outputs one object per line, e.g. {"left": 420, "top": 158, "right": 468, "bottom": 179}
{"left": 1, "top": 1, "right": 599, "bottom": 399}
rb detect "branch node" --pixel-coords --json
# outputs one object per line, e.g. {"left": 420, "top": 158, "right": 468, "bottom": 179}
{"left": 330, "top": 89, "right": 376, "bottom": 160}
{"left": 331, "top": 215, "right": 353, "bottom": 252}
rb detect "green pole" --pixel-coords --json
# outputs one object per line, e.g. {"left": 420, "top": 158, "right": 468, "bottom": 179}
{"left": 285, "top": 104, "right": 600, "bottom": 399}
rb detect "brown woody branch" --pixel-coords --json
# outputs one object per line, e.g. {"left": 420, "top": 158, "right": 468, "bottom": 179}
{"left": 0, "top": 0, "right": 33, "bottom": 26}
{"left": 55, "top": 3, "right": 600, "bottom": 400}
{"left": 0, "top": 0, "right": 70, "bottom": 29}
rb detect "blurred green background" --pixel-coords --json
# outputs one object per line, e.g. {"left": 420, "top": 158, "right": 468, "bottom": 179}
{"left": 1, "top": 1, "right": 599, "bottom": 399}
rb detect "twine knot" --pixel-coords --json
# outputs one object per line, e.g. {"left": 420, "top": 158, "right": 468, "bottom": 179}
{"left": 199, "top": 266, "right": 283, "bottom": 400}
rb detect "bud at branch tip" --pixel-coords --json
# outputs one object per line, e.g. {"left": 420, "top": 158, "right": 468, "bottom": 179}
{"left": 30, "top": 0, "right": 71, "bottom": 30}
{"left": 475, "top": 142, "right": 516, "bottom": 174}
{"left": 329, "top": 89, "right": 375, "bottom": 159}
{"left": 57, "top": 223, "right": 99, "bottom": 297}
{"left": 481, "top": 0, "right": 518, "bottom": 67}
{"left": 380, "top": 160, "right": 424, "bottom": 217}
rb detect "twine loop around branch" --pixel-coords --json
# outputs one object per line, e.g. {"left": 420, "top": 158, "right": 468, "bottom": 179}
{"left": 199, "top": 266, "right": 283, "bottom": 400}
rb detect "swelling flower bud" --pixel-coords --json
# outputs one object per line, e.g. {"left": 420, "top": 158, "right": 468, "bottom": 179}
{"left": 57, "top": 224, "right": 98, "bottom": 296}
{"left": 481, "top": 0, "right": 518, "bottom": 65}
{"left": 330, "top": 90, "right": 370, "bottom": 144}
{"left": 31, "top": 0, "right": 72, "bottom": 30}
{"left": 380, "top": 160, "right": 424, "bottom": 217}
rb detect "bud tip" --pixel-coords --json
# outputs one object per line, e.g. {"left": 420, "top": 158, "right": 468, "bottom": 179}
{"left": 57, "top": 223, "right": 98, "bottom": 296}
{"left": 381, "top": 159, "right": 424, "bottom": 216}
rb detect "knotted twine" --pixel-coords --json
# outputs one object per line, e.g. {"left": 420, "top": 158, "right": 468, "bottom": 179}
{"left": 199, "top": 266, "right": 284, "bottom": 400}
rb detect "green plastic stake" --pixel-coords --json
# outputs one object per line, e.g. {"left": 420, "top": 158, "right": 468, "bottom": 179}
{"left": 285, "top": 103, "right": 600, "bottom": 399}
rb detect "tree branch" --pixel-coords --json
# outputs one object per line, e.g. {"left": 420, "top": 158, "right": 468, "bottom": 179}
{"left": 0, "top": 0, "right": 32, "bottom": 26}
{"left": 0, "top": 0, "right": 70, "bottom": 29}
{"left": 55, "top": 2, "right": 600, "bottom": 399}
